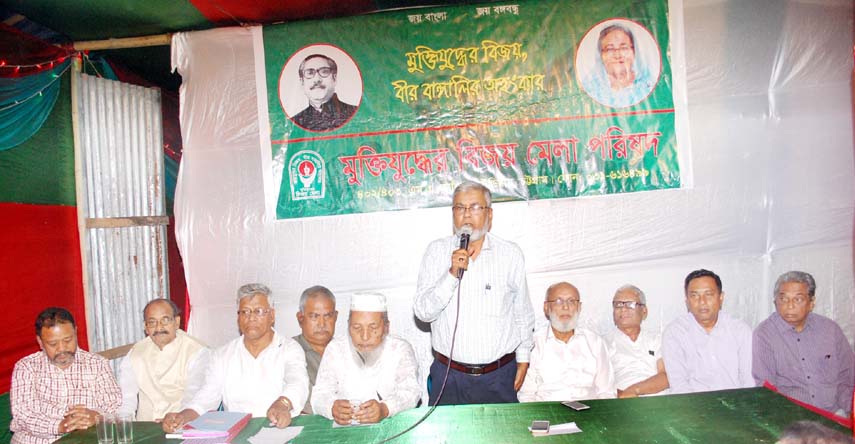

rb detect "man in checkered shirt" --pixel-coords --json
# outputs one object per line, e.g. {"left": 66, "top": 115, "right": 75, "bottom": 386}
{"left": 10, "top": 307, "right": 121, "bottom": 444}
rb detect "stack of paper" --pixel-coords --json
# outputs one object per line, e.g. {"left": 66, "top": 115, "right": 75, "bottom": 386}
{"left": 528, "top": 422, "right": 583, "bottom": 437}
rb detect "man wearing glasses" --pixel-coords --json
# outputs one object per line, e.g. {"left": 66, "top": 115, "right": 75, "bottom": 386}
{"left": 118, "top": 299, "right": 209, "bottom": 421}
{"left": 292, "top": 54, "right": 357, "bottom": 132}
{"left": 753, "top": 271, "right": 854, "bottom": 416}
{"left": 161, "top": 284, "right": 308, "bottom": 431}
{"left": 662, "top": 269, "right": 755, "bottom": 394}
{"left": 518, "top": 282, "right": 615, "bottom": 402}
{"left": 605, "top": 285, "right": 669, "bottom": 398}
{"left": 415, "top": 181, "right": 534, "bottom": 405}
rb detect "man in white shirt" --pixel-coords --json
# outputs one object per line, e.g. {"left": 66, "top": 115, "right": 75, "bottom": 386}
{"left": 414, "top": 181, "right": 534, "bottom": 405}
{"left": 312, "top": 293, "right": 420, "bottom": 425}
{"left": 605, "top": 285, "right": 669, "bottom": 398}
{"left": 118, "top": 299, "right": 209, "bottom": 421}
{"left": 518, "top": 282, "right": 615, "bottom": 402}
{"left": 161, "top": 284, "right": 308, "bottom": 431}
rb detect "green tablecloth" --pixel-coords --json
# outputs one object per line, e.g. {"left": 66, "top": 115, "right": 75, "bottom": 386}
{"left": 54, "top": 388, "right": 851, "bottom": 444}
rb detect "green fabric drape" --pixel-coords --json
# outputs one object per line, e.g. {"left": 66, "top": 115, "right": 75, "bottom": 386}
{"left": 0, "top": 60, "right": 70, "bottom": 151}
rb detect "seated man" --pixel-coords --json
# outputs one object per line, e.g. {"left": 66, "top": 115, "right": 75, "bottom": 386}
{"left": 605, "top": 285, "right": 669, "bottom": 397}
{"left": 11, "top": 307, "right": 121, "bottom": 444}
{"left": 753, "top": 271, "right": 854, "bottom": 415}
{"left": 293, "top": 285, "right": 338, "bottom": 414}
{"left": 118, "top": 298, "right": 210, "bottom": 421}
{"left": 162, "top": 284, "right": 308, "bottom": 431}
{"left": 311, "top": 293, "right": 420, "bottom": 425}
{"left": 518, "top": 282, "right": 615, "bottom": 402}
{"left": 662, "top": 269, "right": 754, "bottom": 393}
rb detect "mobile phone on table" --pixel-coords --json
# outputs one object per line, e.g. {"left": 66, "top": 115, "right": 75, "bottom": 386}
{"left": 530, "top": 420, "right": 550, "bottom": 435}
{"left": 561, "top": 400, "right": 590, "bottom": 411}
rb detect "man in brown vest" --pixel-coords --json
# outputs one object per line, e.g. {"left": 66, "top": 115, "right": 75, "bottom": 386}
{"left": 118, "top": 299, "right": 209, "bottom": 421}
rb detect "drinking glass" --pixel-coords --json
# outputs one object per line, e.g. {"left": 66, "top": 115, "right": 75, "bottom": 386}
{"left": 115, "top": 413, "right": 133, "bottom": 444}
{"left": 95, "top": 413, "right": 114, "bottom": 444}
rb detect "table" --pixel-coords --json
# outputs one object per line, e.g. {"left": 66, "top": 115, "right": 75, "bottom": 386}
{"left": 55, "top": 388, "right": 851, "bottom": 443}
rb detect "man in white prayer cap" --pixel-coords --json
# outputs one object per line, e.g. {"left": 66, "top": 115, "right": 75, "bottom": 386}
{"left": 311, "top": 293, "right": 421, "bottom": 425}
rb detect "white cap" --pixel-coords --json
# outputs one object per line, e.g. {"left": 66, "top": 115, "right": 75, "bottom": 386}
{"left": 350, "top": 293, "right": 387, "bottom": 312}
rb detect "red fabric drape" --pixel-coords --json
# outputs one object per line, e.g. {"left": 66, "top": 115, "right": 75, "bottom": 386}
{"left": 0, "top": 203, "right": 87, "bottom": 393}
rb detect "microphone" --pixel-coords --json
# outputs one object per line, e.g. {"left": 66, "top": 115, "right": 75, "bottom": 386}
{"left": 457, "top": 227, "right": 472, "bottom": 279}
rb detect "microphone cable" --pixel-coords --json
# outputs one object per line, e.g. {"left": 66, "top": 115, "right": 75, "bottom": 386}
{"left": 377, "top": 272, "right": 464, "bottom": 443}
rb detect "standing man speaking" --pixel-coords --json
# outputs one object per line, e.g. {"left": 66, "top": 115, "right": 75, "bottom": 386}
{"left": 414, "top": 181, "right": 534, "bottom": 405}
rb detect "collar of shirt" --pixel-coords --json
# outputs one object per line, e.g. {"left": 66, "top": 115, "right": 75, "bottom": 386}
{"left": 686, "top": 311, "right": 730, "bottom": 337}
{"left": 545, "top": 325, "right": 581, "bottom": 345}
{"left": 239, "top": 329, "right": 284, "bottom": 358}
{"left": 316, "top": 94, "right": 342, "bottom": 113}
{"left": 449, "top": 232, "right": 494, "bottom": 255}
{"left": 771, "top": 311, "right": 815, "bottom": 335}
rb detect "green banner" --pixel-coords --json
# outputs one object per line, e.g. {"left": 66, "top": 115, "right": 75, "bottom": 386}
{"left": 261, "top": 0, "right": 679, "bottom": 219}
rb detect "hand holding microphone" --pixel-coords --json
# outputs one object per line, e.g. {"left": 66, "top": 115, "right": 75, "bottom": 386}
{"left": 450, "top": 227, "right": 472, "bottom": 279}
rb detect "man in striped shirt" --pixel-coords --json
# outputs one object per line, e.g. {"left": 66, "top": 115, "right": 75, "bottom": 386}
{"left": 753, "top": 271, "right": 854, "bottom": 416}
{"left": 415, "top": 181, "right": 535, "bottom": 405}
{"left": 10, "top": 307, "right": 121, "bottom": 444}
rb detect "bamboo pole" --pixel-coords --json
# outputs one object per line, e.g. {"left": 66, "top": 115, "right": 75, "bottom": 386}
{"left": 73, "top": 33, "right": 172, "bottom": 51}
{"left": 70, "top": 56, "right": 97, "bottom": 350}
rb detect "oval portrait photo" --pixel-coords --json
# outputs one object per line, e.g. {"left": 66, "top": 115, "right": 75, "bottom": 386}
{"left": 278, "top": 44, "right": 363, "bottom": 132}
{"left": 576, "top": 19, "right": 661, "bottom": 109}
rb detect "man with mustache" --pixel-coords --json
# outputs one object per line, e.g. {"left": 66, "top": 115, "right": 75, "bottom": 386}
{"left": 605, "top": 285, "right": 669, "bottom": 397}
{"left": 161, "top": 284, "right": 308, "bottom": 431}
{"left": 518, "top": 282, "right": 615, "bottom": 402}
{"left": 10, "top": 307, "right": 121, "bottom": 444}
{"left": 118, "top": 298, "right": 210, "bottom": 421}
{"left": 292, "top": 54, "right": 357, "bottom": 132}
{"left": 293, "top": 285, "right": 338, "bottom": 414}
{"left": 415, "top": 181, "right": 535, "bottom": 405}
{"left": 662, "top": 269, "right": 755, "bottom": 394}
{"left": 311, "top": 293, "right": 420, "bottom": 425}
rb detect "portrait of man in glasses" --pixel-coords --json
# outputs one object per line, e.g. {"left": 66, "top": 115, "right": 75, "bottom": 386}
{"left": 292, "top": 54, "right": 358, "bottom": 132}
{"left": 604, "top": 285, "right": 669, "bottom": 398}
{"left": 118, "top": 298, "right": 210, "bottom": 421}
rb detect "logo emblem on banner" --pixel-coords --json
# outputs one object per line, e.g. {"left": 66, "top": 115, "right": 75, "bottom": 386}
{"left": 289, "top": 150, "right": 325, "bottom": 200}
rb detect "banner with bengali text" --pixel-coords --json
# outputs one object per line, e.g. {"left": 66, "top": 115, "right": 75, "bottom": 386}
{"left": 258, "top": 0, "right": 680, "bottom": 219}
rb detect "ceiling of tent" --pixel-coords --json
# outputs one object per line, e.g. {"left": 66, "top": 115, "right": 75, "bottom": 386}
{"left": 0, "top": 0, "right": 476, "bottom": 90}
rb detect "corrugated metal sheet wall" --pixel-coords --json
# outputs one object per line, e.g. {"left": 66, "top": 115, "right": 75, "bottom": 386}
{"left": 76, "top": 73, "right": 168, "bottom": 353}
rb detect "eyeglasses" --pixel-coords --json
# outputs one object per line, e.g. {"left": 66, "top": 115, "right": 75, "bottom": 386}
{"left": 301, "top": 67, "right": 333, "bottom": 79}
{"left": 237, "top": 308, "right": 272, "bottom": 318}
{"left": 451, "top": 204, "right": 489, "bottom": 215}
{"left": 601, "top": 45, "right": 634, "bottom": 57}
{"left": 145, "top": 316, "right": 175, "bottom": 328}
{"left": 613, "top": 300, "right": 645, "bottom": 309}
{"left": 775, "top": 296, "right": 811, "bottom": 306}
{"left": 545, "top": 298, "right": 580, "bottom": 307}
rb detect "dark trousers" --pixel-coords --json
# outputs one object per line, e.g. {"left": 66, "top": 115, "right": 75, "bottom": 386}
{"left": 428, "top": 357, "right": 519, "bottom": 405}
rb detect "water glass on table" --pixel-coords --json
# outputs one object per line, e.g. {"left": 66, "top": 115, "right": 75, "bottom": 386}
{"left": 115, "top": 412, "right": 134, "bottom": 443}
{"left": 95, "top": 413, "right": 114, "bottom": 444}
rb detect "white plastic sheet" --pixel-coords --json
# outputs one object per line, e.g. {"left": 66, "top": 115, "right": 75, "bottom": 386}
{"left": 171, "top": 0, "right": 854, "bottom": 388}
